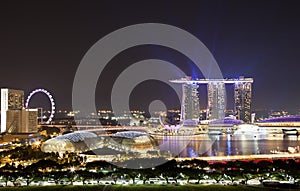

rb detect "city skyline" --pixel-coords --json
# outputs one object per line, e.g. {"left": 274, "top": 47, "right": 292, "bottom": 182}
{"left": 0, "top": 2, "right": 300, "bottom": 190}
{"left": 0, "top": 1, "right": 300, "bottom": 112}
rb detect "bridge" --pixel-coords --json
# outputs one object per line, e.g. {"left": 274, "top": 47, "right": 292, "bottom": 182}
{"left": 38, "top": 124, "right": 148, "bottom": 135}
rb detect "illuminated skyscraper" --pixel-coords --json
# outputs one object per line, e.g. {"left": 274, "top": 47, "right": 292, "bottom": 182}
{"left": 1, "top": 88, "right": 38, "bottom": 133}
{"left": 207, "top": 82, "right": 226, "bottom": 120}
{"left": 171, "top": 76, "right": 253, "bottom": 124}
{"left": 234, "top": 77, "right": 253, "bottom": 123}
{"left": 1, "top": 89, "right": 24, "bottom": 133}
{"left": 21, "top": 108, "right": 38, "bottom": 133}
{"left": 181, "top": 82, "right": 200, "bottom": 126}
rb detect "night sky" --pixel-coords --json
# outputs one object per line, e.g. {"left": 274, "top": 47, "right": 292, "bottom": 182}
{"left": 0, "top": 0, "right": 300, "bottom": 113}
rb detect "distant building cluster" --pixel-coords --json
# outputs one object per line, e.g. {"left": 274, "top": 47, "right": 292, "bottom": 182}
{"left": 0, "top": 76, "right": 254, "bottom": 135}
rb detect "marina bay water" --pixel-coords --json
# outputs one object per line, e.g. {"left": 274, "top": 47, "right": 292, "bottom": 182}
{"left": 156, "top": 133, "right": 300, "bottom": 158}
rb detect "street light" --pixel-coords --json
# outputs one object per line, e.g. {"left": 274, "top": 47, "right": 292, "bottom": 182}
{"left": 70, "top": 166, "right": 75, "bottom": 172}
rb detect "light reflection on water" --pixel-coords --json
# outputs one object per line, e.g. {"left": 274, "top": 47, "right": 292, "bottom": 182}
{"left": 155, "top": 134, "right": 300, "bottom": 157}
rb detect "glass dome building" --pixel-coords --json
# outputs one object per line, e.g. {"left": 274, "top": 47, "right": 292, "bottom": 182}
{"left": 112, "top": 131, "right": 157, "bottom": 148}
{"left": 41, "top": 130, "right": 158, "bottom": 154}
{"left": 41, "top": 131, "right": 100, "bottom": 153}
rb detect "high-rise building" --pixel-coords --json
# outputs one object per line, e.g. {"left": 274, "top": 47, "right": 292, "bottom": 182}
{"left": 170, "top": 76, "right": 253, "bottom": 124}
{"left": 5, "top": 108, "right": 38, "bottom": 133}
{"left": 1, "top": 89, "right": 24, "bottom": 133}
{"left": 21, "top": 108, "right": 38, "bottom": 133}
{"left": 6, "top": 110, "right": 21, "bottom": 133}
{"left": 207, "top": 82, "right": 226, "bottom": 120}
{"left": 234, "top": 77, "right": 252, "bottom": 123}
{"left": 1, "top": 88, "right": 38, "bottom": 133}
{"left": 181, "top": 82, "right": 200, "bottom": 126}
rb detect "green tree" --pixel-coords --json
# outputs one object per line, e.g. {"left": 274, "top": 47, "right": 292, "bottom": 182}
{"left": 208, "top": 171, "right": 223, "bottom": 184}
{"left": 157, "top": 160, "right": 179, "bottom": 184}
{"left": 224, "top": 169, "right": 241, "bottom": 183}
{"left": 139, "top": 168, "right": 155, "bottom": 184}
{"left": 255, "top": 160, "right": 273, "bottom": 183}
{"left": 119, "top": 168, "right": 139, "bottom": 184}
{"left": 51, "top": 171, "right": 65, "bottom": 185}
{"left": 77, "top": 170, "right": 94, "bottom": 185}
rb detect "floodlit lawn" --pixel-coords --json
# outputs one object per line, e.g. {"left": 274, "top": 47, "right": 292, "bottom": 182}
{"left": 0, "top": 185, "right": 270, "bottom": 191}
{"left": 0, "top": 185, "right": 105, "bottom": 191}
{"left": 111, "top": 185, "right": 269, "bottom": 191}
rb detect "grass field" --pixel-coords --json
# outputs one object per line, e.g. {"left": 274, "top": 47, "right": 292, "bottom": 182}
{"left": 110, "top": 185, "right": 269, "bottom": 191}
{"left": 0, "top": 185, "right": 272, "bottom": 191}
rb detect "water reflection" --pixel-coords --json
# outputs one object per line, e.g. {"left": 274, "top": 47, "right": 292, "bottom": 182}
{"left": 156, "top": 134, "right": 300, "bottom": 157}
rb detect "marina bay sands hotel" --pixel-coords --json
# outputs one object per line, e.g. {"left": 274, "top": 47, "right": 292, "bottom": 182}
{"left": 170, "top": 76, "right": 253, "bottom": 125}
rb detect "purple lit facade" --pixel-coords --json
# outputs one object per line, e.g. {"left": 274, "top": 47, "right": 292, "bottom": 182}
{"left": 163, "top": 124, "right": 183, "bottom": 131}
{"left": 259, "top": 116, "right": 300, "bottom": 123}
{"left": 209, "top": 118, "right": 243, "bottom": 125}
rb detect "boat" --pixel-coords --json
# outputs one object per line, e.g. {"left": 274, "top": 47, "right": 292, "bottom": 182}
{"left": 234, "top": 124, "right": 267, "bottom": 135}
{"left": 288, "top": 146, "right": 300, "bottom": 153}
{"left": 207, "top": 130, "right": 222, "bottom": 135}
{"left": 282, "top": 128, "right": 299, "bottom": 135}
{"left": 270, "top": 150, "right": 289, "bottom": 154}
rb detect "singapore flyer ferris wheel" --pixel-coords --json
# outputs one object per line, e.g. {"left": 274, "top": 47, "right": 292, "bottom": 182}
{"left": 25, "top": 89, "right": 55, "bottom": 124}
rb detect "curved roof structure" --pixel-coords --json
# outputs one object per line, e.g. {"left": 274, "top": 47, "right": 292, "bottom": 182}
{"left": 41, "top": 131, "right": 99, "bottom": 153}
{"left": 53, "top": 131, "right": 97, "bottom": 142}
{"left": 164, "top": 124, "right": 183, "bottom": 130}
{"left": 111, "top": 131, "right": 157, "bottom": 153}
{"left": 42, "top": 131, "right": 157, "bottom": 154}
{"left": 159, "top": 115, "right": 183, "bottom": 130}
{"left": 259, "top": 116, "right": 300, "bottom": 123}
{"left": 112, "top": 131, "right": 148, "bottom": 139}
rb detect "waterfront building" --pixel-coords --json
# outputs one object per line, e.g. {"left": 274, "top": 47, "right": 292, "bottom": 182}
{"left": 234, "top": 76, "right": 253, "bottom": 123}
{"left": 257, "top": 115, "right": 300, "bottom": 127}
{"left": 41, "top": 131, "right": 99, "bottom": 153}
{"left": 180, "top": 79, "right": 200, "bottom": 126}
{"left": 41, "top": 131, "right": 156, "bottom": 154}
{"left": 207, "top": 82, "right": 226, "bottom": 120}
{"left": 170, "top": 76, "right": 253, "bottom": 124}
